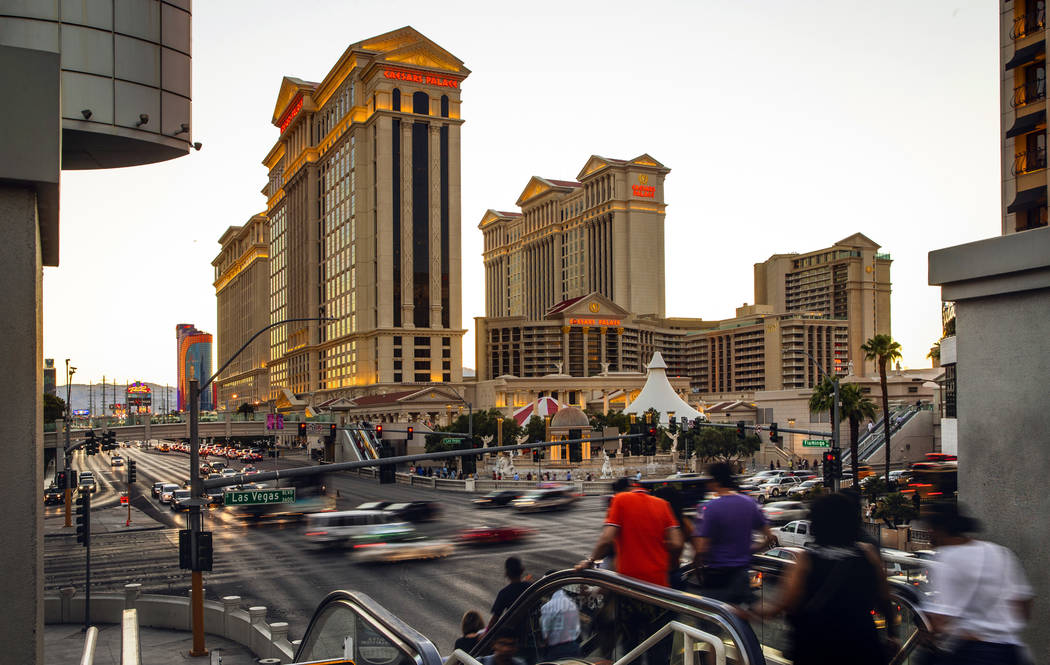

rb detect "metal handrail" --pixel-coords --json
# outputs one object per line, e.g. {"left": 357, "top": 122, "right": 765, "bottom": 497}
{"left": 294, "top": 590, "right": 443, "bottom": 665}
{"left": 445, "top": 648, "right": 484, "bottom": 665}
{"left": 614, "top": 620, "right": 725, "bottom": 665}
{"left": 1011, "top": 9, "right": 1046, "bottom": 39}
{"left": 79, "top": 626, "right": 99, "bottom": 665}
{"left": 121, "top": 608, "right": 141, "bottom": 665}
{"left": 1013, "top": 147, "right": 1048, "bottom": 175}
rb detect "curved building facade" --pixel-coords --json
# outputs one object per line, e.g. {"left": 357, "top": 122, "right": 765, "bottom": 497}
{"left": 176, "top": 323, "right": 215, "bottom": 412}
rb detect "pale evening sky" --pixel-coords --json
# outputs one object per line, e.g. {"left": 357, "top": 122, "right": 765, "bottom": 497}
{"left": 45, "top": 0, "right": 1000, "bottom": 387}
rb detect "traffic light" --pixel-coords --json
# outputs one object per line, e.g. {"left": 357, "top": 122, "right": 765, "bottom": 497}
{"left": 127, "top": 459, "right": 137, "bottom": 483}
{"left": 375, "top": 424, "right": 383, "bottom": 439}
{"left": 830, "top": 448, "right": 843, "bottom": 477}
{"left": 298, "top": 422, "right": 307, "bottom": 437}
{"left": 378, "top": 443, "right": 396, "bottom": 484}
{"left": 645, "top": 426, "right": 658, "bottom": 456}
{"left": 75, "top": 493, "right": 90, "bottom": 547}
{"left": 669, "top": 418, "right": 677, "bottom": 434}
{"left": 769, "top": 422, "right": 779, "bottom": 443}
{"left": 84, "top": 431, "right": 97, "bottom": 455}
{"left": 568, "top": 429, "right": 582, "bottom": 463}
{"left": 736, "top": 421, "right": 746, "bottom": 439}
{"left": 179, "top": 529, "right": 192, "bottom": 569}
{"left": 105, "top": 430, "right": 117, "bottom": 450}
{"left": 407, "top": 426, "right": 414, "bottom": 439}
{"left": 197, "top": 531, "right": 213, "bottom": 571}
{"left": 461, "top": 438, "right": 477, "bottom": 476}
{"left": 532, "top": 449, "right": 540, "bottom": 463}
{"left": 328, "top": 423, "right": 337, "bottom": 442}
{"left": 57, "top": 470, "right": 67, "bottom": 490}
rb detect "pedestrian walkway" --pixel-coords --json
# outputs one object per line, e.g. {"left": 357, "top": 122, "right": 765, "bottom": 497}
{"left": 44, "top": 503, "right": 165, "bottom": 537}
{"left": 45, "top": 624, "right": 260, "bottom": 664}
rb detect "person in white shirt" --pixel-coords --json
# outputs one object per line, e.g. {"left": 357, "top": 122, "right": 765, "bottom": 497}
{"left": 539, "top": 585, "right": 581, "bottom": 660}
{"left": 920, "top": 503, "right": 1033, "bottom": 665}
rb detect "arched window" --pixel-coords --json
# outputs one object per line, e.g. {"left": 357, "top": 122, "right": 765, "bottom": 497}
{"left": 392, "top": 88, "right": 401, "bottom": 112}
{"left": 413, "top": 91, "right": 429, "bottom": 115}
{"left": 440, "top": 95, "right": 449, "bottom": 118}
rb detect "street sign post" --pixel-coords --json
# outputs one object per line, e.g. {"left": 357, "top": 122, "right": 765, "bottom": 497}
{"left": 802, "top": 439, "right": 830, "bottom": 448}
{"left": 223, "top": 488, "right": 296, "bottom": 505}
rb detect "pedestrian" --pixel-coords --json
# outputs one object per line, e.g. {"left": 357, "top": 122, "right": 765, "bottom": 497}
{"left": 454, "top": 610, "right": 485, "bottom": 654}
{"left": 567, "top": 470, "right": 572, "bottom": 482}
{"left": 479, "top": 631, "right": 527, "bottom": 665}
{"left": 769, "top": 460, "right": 775, "bottom": 471}
{"left": 488, "top": 556, "right": 533, "bottom": 630}
{"left": 539, "top": 571, "right": 581, "bottom": 660}
{"left": 690, "top": 462, "right": 774, "bottom": 605}
{"left": 776, "top": 460, "right": 781, "bottom": 469}
{"left": 751, "top": 493, "right": 898, "bottom": 665}
{"left": 919, "top": 503, "right": 1033, "bottom": 665}
{"left": 513, "top": 472, "right": 519, "bottom": 481}
{"left": 789, "top": 458, "right": 795, "bottom": 470}
{"left": 635, "top": 470, "right": 642, "bottom": 481}
{"left": 868, "top": 421, "right": 874, "bottom": 434}
{"left": 911, "top": 492, "right": 921, "bottom": 516}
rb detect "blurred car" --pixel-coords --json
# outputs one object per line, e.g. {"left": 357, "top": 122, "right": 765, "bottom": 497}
{"left": 755, "top": 476, "right": 802, "bottom": 501}
{"left": 151, "top": 481, "right": 166, "bottom": 498}
{"left": 458, "top": 525, "right": 534, "bottom": 545}
{"left": 774, "top": 520, "right": 813, "bottom": 547}
{"left": 241, "top": 465, "right": 259, "bottom": 475}
{"left": 304, "top": 510, "right": 406, "bottom": 548}
{"left": 383, "top": 501, "right": 440, "bottom": 522}
{"left": 351, "top": 536, "right": 455, "bottom": 563}
{"left": 44, "top": 486, "right": 64, "bottom": 505}
{"left": 157, "top": 443, "right": 170, "bottom": 452}
{"left": 786, "top": 478, "right": 824, "bottom": 499}
{"left": 159, "top": 483, "right": 181, "bottom": 504}
{"left": 762, "top": 501, "right": 808, "bottom": 525}
{"left": 757, "top": 545, "right": 807, "bottom": 562}
{"left": 170, "top": 489, "right": 193, "bottom": 512}
{"left": 472, "top": 490, "right": 521, "bottom": 508}
{"left": 512, "top": 486, "right": 578, "bottom": 513}
{"left": 203, "top": 488, "right": 225, "bottom": 506}
{"left": 110, "top": 455, "right": 125, "bottom": 467}
{"left": 78, "top": 472, "right": 97, "bottom": 493}
{"left": 355, "top": 501, "right": 392, "bottom": 512}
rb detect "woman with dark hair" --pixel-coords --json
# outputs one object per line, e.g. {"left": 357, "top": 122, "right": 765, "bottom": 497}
{"left": 455, "top": 610, "right": 485, "bottom": 654}
{"left": 920, "top": 503, "right": 1033, "bottom": 665}
{"left": 752, "top": 493, "right": 897, "bottom": 664}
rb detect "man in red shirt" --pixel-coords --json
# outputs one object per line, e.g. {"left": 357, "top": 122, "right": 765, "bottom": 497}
{"left": 577, "top": 481, "right": 683, "bottom": 586}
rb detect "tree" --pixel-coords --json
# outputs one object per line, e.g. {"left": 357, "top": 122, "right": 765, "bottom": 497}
{"left": 43, "top": 393, "right": 65, "bottom": 423}
{"left": 588, "top": 410, "right": 631, "bottom": 434}
{"left": 927, "top": 341, "right": 940, "bottom": 367}
{"left": 872, "top": 492, "right": 917, "bottom": 528}
{"left": 524, "top": 415, "right": 546, "bottom": 443}
{"left": 236, "top": 402, "right": 256, "bottom": 420}
{"left": 684, "top": 426, "right": 760, "bottom": 465}
{"left": 809, "top": 379, "right": 877, "bottom": 483}
{"left": 861, "top": 334, "right": 903, "bottom": 482}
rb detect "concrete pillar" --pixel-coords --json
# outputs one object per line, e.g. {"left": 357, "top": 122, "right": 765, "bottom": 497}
{"left": 0, "top": 185, "right": 44, "bottom": 664}
{"left": 561, "top": 326, "right": 570, "bottom": 372}
{"left": 60, "top": 586, "right": 76, "bottom": 624}
{"left": 269, "top": 621, "right": 289, "bottom": 643}
{"left": 401, "top": 120, "right": 414, "bottom": 327}
{"left": 124, "top": 583, "right": 142, "bottom": 609}
{"left": 248, "top": 606, "right": 268, "bottom": 626}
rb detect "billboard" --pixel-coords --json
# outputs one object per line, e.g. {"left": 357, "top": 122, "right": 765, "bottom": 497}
{"left": 126, "top": 382, "right": 152, "bottom": 413}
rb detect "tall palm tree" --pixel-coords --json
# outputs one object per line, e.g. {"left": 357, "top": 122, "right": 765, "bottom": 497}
{"left": 809, "top": 379, "right": 878, "bottom": 482}
{"left": 861, "top": 334, "right": 903, "bottom": 481}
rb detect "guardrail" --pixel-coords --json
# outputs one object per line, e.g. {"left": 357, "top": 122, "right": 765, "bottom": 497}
{"left": 79, "top": 626, "right": 98, "bottom": 665}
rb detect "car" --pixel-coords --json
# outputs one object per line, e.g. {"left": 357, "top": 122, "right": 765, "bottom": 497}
{"left": 157, "top": 443, "right": 170, "bottom": 452}
{"left": 151, "top": 481, "right": 166, "bottom": 498}
{"left": 203, "top": 488, "right": 225, "bottom": 506}
{"left": 755, "top": 476, "right": 802, "bottom": 500}
{"left": 241, "top": 465, "right": 259, "bottom": 475}
{"left": 472, "top": 490, "right": 521, "bottom": 508}
{"left": 110, "top": 455, "right": 125, "bottom": 467}
{"left": 512, "top": 486, "right": 578, "bottom": 513}
{"left": 383, "top": 501, "right": 441, "bottom": 522}
{"left": 303, "top": 509, "right": 406, "bottom": 548}
{"left": 209, "top": 461, "right": 228, "bottom": 472}
{"left": 170, "top": 489, "right": 193, "bottom": 511}
{"left": 220, "top": 468, "right": 238, "bottom": 478}
{"left": 762, "top": 501, "right": 808, "bottom": 525}
{"left": 757, "top": 545, "right": 807, "bottom": 562}
{"left": 159, "top": 483, "right": 181, "bottom": 504}
{"left": 351, "top": 536, "right": 455, "bottom": 563}
{"left": 354, "top": 501, "right": 392, "bottom": 512}
{"left": 458, "top": 525, "right": 534, "bottom": 545}
{"left": 44, "top": 486, "right": 64, "bottom": 505}
{"left": 774, "top": 520, "right": 814, "bottom": 547}
{"left": 786, "top": 478, "right": 824, "bottom": 499}
{"left": 78, "top": 472, "right": 97, "bottom": 493}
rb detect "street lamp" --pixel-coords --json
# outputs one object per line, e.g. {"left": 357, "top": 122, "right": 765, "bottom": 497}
{"left": 789, "top": 349, "right": 841, "bottom": 491}
{"left": 63, "top": 360, "right": 76, "bottom": 527}
{"left": 441, "top": 385, "right": 473, "bottom": 443}
{"left": 185, "top": 316, "right": 332, "bottom": 656}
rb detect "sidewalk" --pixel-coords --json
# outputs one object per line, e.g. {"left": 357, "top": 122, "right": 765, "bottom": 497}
{"left": 44, "top": 503, "right": 166, "bottom": 537}
{"left": 45, "top": 624, "right": 261, "bottom": 664}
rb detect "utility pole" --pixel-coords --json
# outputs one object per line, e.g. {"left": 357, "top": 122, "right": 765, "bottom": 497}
{"left": 63, "top": 360, "right": 76, "bottom": 527}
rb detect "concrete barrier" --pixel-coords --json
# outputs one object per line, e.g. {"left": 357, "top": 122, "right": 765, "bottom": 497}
{"left": 45, "top": 585, "right": 295, "bottom": 662}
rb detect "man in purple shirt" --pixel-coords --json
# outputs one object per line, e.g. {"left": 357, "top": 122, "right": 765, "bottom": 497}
{"left": 691, "top": 462, "right": 775, "bottom": 605}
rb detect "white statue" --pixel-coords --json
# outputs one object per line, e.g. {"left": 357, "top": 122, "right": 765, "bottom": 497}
{"left": 481, "top": 434, "right": 494, "bottom": 447}
{"left": 600, "top": 450, "right": 613, "bottom": 479}
{"left": 600, "top": 362, "right": 610, "bottom": 375}
{"left": 554, "top": 361, "right": 564, "bottom": 375}
{"left": 847, "top": 360, "right": 855, "bottom": 376}
{"left": 496, "top": 452, "right": 516, "bottom": 478}
{"left": 668, "top": 431, "right": 679, "bottom": 458}
{"left": 514, "top": 433, "right": 529, "bottom": 445}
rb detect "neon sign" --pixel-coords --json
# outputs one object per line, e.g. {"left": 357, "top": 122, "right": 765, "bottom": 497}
{"left": 278, "top": 96, "right": 304, "bottom": 134}
{"left": 127, "top": 382, "right": 152, "bottom": 394}
{"left": 632, "top": 185, "right": 655, "bottom": 198}
{"left": 570, "top": 318, "right": 622, "bottom": 326}
{"left": 383, "top": 68, "right": 459, "bottom": 89}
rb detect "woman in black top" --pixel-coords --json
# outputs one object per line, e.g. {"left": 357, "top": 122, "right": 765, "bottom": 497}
{"left": 754, "top": 493, "right": 898, "bottom": 665}
{"left": 454, "top": 610, "right": 485, "bottom": 654}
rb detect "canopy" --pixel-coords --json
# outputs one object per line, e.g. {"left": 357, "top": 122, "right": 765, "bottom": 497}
{"left": 622, "top": 352, "right": 703, "bottom": 425}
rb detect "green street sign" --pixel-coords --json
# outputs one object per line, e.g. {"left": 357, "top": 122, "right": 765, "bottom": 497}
{"left": 224, "top": 488, "right": 296, "bottom": 505}
{"left": 802, "top": 440, "right": 830, "bottom": 448}
{"left": 442, "top": 437, "right": 460, "bottom": 446}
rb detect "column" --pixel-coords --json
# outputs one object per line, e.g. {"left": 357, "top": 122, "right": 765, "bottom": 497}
{"left": 429, "top": 124, "right": 442, "bottom": 328}
{"left": 599, "top": 327, "right": 607, "bottom": 370}
{"left": 401, "top": 119, "right": 414, "bottom": 327}
{"left": 561, "top": 325, "right": 570, "bottom": 373}
{"left": 582, "top": 327, "right": 590, "bottom": 377}
{"left": 617, "top": 328, "right": 624, "bottom": 371}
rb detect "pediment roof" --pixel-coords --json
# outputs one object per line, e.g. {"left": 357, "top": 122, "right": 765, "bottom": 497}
{"left": 348, "top": 386, "right": 467, "bottom": 407}
{"left": 835, "top": 232, "right": 880, "bottom": 250}
{"left": 546, "top": 292, "right": 630, "bottom": 320}
{"left": 516, "top": 176, "right": 581, "bottom": 207}
{"left": 479, "top": 209, "right": 521, "bottom": 229}
{"left": 576, "top": 153, "right": 667, "bottom": 180}
{"left": 355, "top": 26, "right": 467, "bottom": 74}
{"left": 271, "top": 77, "right": 317, "bottom": 126}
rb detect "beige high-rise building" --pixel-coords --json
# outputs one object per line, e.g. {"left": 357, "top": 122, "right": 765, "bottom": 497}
{"left": 261, "top": 27, "right": 469, "bottom": 402}
{"left": 1001, "top": 1, "right": 1048, "bottom": 233}
{"left": 753, "top": 233, "right": 891, "bottom": 376}
{"left": 480, "top": 154, "right": 670, "bottom": 320}
{"left": 213, "top": 213, "right": 271, "bottom": 409}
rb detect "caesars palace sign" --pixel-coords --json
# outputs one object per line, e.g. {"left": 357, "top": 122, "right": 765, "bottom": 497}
{"left": 383, "top": 68, "right": 459, "bottom": 89}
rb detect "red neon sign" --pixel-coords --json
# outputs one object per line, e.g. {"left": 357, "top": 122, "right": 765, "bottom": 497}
{"left": 383, "top": 68, "right": 459, "bottom": 89}
{"left": 632, "top": 185, "right": 655, "bottom": 198}
{"left": 278, "top": 96, "right": 304, "bottom": 134}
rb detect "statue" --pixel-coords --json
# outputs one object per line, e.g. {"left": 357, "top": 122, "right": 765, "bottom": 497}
{"left": 496, "top": 452, "right": 516, "bottom": 479}
{"left": 514, "top": 433, "right": 529, "bottom": 445}
{"left": 600, "top": 450, "right": 613, "bottom": 479}
{"left": 554, "top": 361, "right": 564, "bottom": 375}
{"left": 847, "top": 360, "right": 855, "bottom": 376}
{"left": 481, "top": 434, "right": 494, "bottom": 447}
{"left": 600, "top": 361, "right": 610, "bottom": 375}
{"left": 668, "top": 431, "right": 679, "bottom": 458}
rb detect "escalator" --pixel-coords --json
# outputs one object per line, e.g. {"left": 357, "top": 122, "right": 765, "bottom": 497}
{"left": 292, "top": 559, "right": 933, "bottom": 665}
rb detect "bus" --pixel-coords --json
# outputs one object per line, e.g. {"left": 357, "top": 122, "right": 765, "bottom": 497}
{"left": 902, "top": 461, "right": 957, "bottom": 500}
{"left": 638, "top": 475, "right": 711, "bottom": 519}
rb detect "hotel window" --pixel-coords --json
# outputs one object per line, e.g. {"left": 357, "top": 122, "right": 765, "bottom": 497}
{"left": 413, "top": 91, "right": 429, "bottom": 115}
{"left": 1020, "top": 205, "right": 1048, "bottom": 230}
{"left": 440, "top": 95, "right": 449, "bottom": 118}
{"left": 392, "top": 88, "right": 401, "bottom": 112}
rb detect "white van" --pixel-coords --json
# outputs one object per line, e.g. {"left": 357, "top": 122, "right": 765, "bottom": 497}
{"left": 303, "top": 510, "right": 407, "bottom": 547}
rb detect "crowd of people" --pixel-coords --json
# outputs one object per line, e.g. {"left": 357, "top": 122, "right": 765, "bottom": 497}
{"left": 457, "top": 462, "right": 1032, "bottom": 665}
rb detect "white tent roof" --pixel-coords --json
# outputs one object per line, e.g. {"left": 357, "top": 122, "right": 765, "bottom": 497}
{"left": 622, "top": 352, "right": 703, "bottom": 425}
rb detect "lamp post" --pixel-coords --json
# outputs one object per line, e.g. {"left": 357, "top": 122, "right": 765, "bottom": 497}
{"left": 790, "top": 349, "right": 841, "bottom": 491}
{"left": 442, "top": 385, "right": 472, "bottom": 442}
{"left": 186, "top": 316, "right": 331, "bottom": 656}
{"left": 63, "top": 359, "right": 76, "bottom": 527}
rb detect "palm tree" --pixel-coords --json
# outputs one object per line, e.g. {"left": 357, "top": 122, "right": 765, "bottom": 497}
{"left": 927, "top": 341, "right": 941, "bottom": 367}
{"left": 809, "top": 379, "right": 878, "bottom": 482}
{"left": 861, "top": 334, "right": 903, "bottom": 482}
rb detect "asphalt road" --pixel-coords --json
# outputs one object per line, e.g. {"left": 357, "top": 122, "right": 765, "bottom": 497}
{"left": 44, "top": 447, "right": 606, "bottom": 654}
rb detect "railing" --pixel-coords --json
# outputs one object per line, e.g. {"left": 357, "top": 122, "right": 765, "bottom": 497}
{"left": 1011, "top": 79, "right": 1047, "bottom": 108}
{"left": 79, "top": 626, "right": 98, "bottom": 665}
{"left": 1011, "top": 8, "right": 1046, "bottom": 39}
{"left": 1013, "top": 146, "right": 1048, "bottom": 175}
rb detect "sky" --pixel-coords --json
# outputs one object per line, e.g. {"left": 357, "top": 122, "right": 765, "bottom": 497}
{"left": 46, "top": 0, "right": 1001, "bottom": 388}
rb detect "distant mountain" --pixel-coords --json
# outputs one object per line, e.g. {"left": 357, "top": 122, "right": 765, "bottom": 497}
{"left": 55, "top": 382, "right": 178, "bottom": 415}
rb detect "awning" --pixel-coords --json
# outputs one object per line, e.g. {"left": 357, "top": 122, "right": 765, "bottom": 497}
{"left": 1006, "top": 186, "right": 1047, "bottom": 213}
{"left": 1006, "top": 110, "right": 1046, "bottom": 138}
{"left": 1005, "top": 41, "right": 1045, "bottom": 70}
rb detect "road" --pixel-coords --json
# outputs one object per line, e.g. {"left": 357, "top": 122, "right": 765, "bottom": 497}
{"left": 44, "top": 446, "right": 605, "bottom": 654}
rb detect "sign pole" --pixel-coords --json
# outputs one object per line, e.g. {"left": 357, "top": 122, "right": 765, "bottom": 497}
{"left": 188, "top": 378, "right": 206, "bottom": 657}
